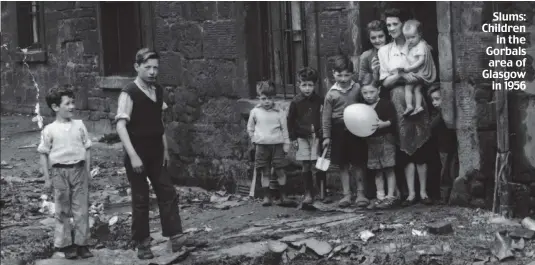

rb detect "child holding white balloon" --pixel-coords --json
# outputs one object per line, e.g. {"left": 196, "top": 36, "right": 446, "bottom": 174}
{"left": 322, "top": 55, "right": 369, "bottom": 208}
{"left": 361, "top": 82, "right": 399, "bottom": 209}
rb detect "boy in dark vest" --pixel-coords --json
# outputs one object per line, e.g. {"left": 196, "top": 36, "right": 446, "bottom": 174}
{"left": 116, "top": 48, "right": 206, "bottom": 259}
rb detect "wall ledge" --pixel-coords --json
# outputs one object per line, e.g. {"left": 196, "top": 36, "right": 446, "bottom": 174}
{"left": 98, "top": 76, "right": 135, "bottom": 90}
{"left": 15, "top": 49, "right": 47, "bottom": 63}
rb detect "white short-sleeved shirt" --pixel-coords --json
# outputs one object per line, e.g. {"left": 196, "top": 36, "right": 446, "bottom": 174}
{"left": 37, "top": 119, "right": 92, "bottom": 165}
{"left": 406, "top": 40, "right": 427, "bottom": 66}
{"left": 378, "top": 42, "right": 409, "bottom": 81}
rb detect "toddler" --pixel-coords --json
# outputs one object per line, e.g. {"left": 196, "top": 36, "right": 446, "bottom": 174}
{"left": 400, "top": 19, "right": 437, "bottom": 116}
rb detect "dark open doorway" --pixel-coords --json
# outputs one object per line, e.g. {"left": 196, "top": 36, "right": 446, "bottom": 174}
{"left": 359, "top": 2, "right": 442, "bottom": 200}
{"left": 359, "top": 1, "right": 440, "bottom": 83}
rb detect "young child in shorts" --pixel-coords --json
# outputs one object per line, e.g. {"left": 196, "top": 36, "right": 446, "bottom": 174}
{"left": 361, "top": 82, "right": 398, "bottom": 209}
{"left": 287, "top": 67, "right": 324, "bottom": 205}
{"left": 400, "top": 19, "right": 437, "bottom": 116}
{"left": 38, "top": 86, "right": 93, "bottom": 259}
{"left": 428, "top": 84, "right": 458, "bottom": 204}
{"left": 322, "top": 55, "right": 368, "bottom": 208}
{"left": 247, "top": 81, "right": 291, "bottom": 206}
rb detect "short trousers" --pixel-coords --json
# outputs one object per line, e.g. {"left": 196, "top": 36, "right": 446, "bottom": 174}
{"left": 329, "top": 122, "right": 367, "bottom": 167}
{"left": 254, "top": 144, "right": 287, "bottom": 169}
{"left": 295, "top": 137, "right": 320, "bottom": 161}
{"left": 367, "top": 133, "right": 396, "bottom": 170}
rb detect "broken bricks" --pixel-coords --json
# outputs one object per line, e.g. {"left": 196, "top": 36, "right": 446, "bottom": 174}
{"left": 491, "top": 231, "right": 514, "bottom": 261}
{"left": 426, "top": 221, "right": 453, "bottom": 235}
{"left": 508, "top": 228, "right": 535, "bottom": 240}
{"left": 521, "top": 217, "right": 535, "bottom": 231}
{"left": 267, "top": 240, "right": 288, "bottom": 253}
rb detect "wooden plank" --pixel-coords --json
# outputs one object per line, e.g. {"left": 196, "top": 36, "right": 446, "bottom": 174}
{"left": 492, "top": 1, "right": 512, "bottom": 217}
{"left": 347, "top": 1, "right": 361, "bottom": 78}
{"left": 269, "top": 2, "right": 282, "bottom": 87}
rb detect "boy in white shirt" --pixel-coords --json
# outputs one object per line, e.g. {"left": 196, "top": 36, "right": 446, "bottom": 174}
{"left": 38, "top": 86, "right": 93, "bottom": 259}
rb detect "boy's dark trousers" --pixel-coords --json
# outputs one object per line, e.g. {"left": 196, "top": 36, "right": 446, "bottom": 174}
{"left": 125, "top": 135, "right": 183, "bottom": 244}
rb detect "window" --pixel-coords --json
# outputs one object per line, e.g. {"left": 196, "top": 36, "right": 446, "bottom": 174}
{"left": 246, "top": 2, "right": 308, "bottom": 98}
{"left": 99, "top": 2, "right": 143, "bottom": 76}
{"left": 16, "top": 1, "right": 45, "bottom": 50}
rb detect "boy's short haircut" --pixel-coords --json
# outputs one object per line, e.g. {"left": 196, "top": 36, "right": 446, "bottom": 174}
{"left": 135, "top": 48, "right": 159, "bottom": 65}
{"left": 361, "top": 76, "right": 382, "bottom": 88}
{"left": 256, "top": 80, "right": 277, "bottom": 97}
{"left": 45, "top": 86, "right": 75, "bottom": 110}
{"left": 332, "top": 55, "right": 354, "bottom": 73}
{"left": 427, "top": 83, "right": 441, "bottom": 97}
{"left": 403, "top": 19, "right": 422, "bottom": 35}
{"left": 362, "top": 80, "right": 380, "bottom": 90}
{"left": 297, "top": 67, "right": 318, "bottom": 83}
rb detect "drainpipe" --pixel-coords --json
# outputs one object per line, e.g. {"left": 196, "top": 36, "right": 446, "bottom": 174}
{"left": 314, "top": 2, "right": 324, "bottom": 95}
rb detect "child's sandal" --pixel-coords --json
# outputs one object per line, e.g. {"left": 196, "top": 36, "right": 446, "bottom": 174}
{"left": 338, "top": 196, "right": 352, "bottom": 208}
{"left": 355, "top": 197, "right": 370, "bottom": 208}
{"left": 410, "top": 107, "right": 424, "bottom": 116}
{"left": 262, "top": 197, "right": 272, "bottom": 207}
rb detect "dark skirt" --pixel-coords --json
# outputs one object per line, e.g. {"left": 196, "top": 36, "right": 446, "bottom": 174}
{"left": 397, "top": 138, "right": 433, "bottom": 165}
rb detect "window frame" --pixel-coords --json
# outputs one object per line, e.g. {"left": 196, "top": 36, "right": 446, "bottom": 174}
{"left": 8, "top": 1, "right": 47, "bottom": 63}
{"left": 96, "top": 1, "right": 154, "bottom": 89}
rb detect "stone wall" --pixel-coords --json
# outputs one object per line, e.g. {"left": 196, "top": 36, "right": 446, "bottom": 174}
{"left": 152, "top": 2, "right": 251, "bottom": 190}
{"left": 451, "top": 2, "right": 535, "bottom": 216}
{"left": 0, "top": 2, "right": 113, "bottom": 133}
{"left": 2, "top": 1, "right": 534, "bottom": 209}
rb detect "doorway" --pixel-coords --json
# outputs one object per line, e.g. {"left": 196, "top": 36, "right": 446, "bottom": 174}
{"left": 359, "top": 2, "right": 443, "bottom": 199}
{"left": 359, "top": 2, "right": 440, "bottom": 83}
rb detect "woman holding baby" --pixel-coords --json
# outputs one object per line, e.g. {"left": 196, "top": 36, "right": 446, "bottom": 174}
{"left": 364, "top": 8, "right": 437, "bottom": 206}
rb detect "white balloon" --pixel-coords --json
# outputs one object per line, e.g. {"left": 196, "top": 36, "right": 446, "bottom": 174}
{"left": 343, "top": 103, "right": 379, "bottom": 137}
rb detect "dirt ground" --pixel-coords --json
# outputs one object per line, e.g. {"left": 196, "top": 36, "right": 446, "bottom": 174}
{"left": 1, "top": 113, "right": 535, "bottom": 265}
